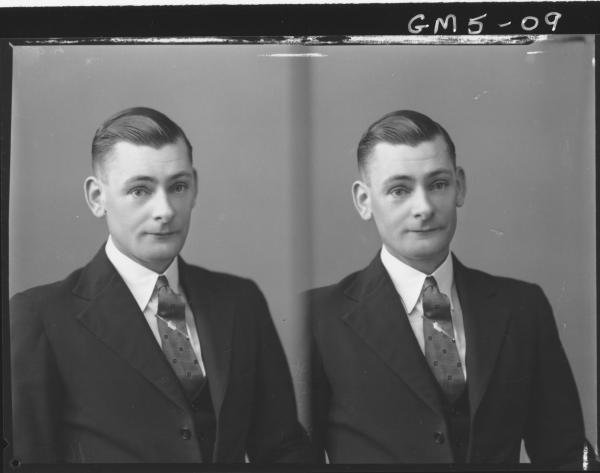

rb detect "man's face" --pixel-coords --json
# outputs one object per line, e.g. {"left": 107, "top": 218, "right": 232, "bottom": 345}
{"left": 92, "top": 139, "right": 197, "bottom": 273}
{"left": 353, "top": 135, "right": 465, "bottom": 274}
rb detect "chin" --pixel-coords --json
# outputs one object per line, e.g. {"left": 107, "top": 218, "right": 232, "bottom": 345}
{"left": 405, "top": 242, "right": 447, "bottom": 260}
{"left": 153, "top": 249, "right": 179, "bottom": 261}
{"left": 143, "top": 245, "right": 180, "bottom": 263}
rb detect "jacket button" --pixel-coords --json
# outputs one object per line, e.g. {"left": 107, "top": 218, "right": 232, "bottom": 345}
{"left": 180, "top": 428, "right": 192, "bottom": 440}
{"left": 433, "top": 432, "right": 445, "bottom": 444}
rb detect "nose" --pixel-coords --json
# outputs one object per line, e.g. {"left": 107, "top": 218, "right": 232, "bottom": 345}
{"left": 151, "top": 189, "right": 175, "bottom": 222}
{"left": 411, "top": 186, "right": 434, "bottom": 220}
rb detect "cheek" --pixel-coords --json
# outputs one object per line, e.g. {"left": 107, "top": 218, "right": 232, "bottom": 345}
{"left": 174, "top": 201, "right": 194, "bottom": 221}
{"left": 374, "top": 207, "right": 407, "bottom": 235}
{"left": 110, "top": 206, "right": 146, "bottom": 230}
{"left": 432, "top": 195, "right": 457, "bottom": 214}
{"left": 440, "top": 203, "right": 458, "bottom": 221}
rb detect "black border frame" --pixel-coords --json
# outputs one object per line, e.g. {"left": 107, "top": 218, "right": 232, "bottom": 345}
{"left": 1, "top": 2, "right": 598, "bottom": 472}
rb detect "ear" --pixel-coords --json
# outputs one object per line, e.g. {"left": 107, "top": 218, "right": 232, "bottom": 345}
{"left": 191, "top": 168, "right": 198, "bottom": 208}
{"left": 455, "top": 166, "right": 466, "bottom": 208}
{"left": 84, "top": 175, "right": 106, "bottom": 218}
{"left": 352, "top": 180, "right": 372, "bottom": 221}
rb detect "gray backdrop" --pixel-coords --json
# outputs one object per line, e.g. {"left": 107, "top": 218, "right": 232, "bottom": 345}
{"left": 9, "top": 38, "right": 596, "bottom": 454}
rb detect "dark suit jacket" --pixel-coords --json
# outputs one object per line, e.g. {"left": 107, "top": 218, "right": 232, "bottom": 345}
{"left": 10, "top": 247, "right": 310, "bottom": 463}
{"left": 309, "top": 254, "right": 586, "bottom": 466}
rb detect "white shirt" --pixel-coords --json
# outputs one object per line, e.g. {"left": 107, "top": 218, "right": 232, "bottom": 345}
{"left": 105, "top": 235, "right": 206, "bottom": 376}
{"left": 380, "top": 245, "right": 467, "bottom": 378}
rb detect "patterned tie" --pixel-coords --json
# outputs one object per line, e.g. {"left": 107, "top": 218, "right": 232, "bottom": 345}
{"left": 155, "top": 276, "right": 205, "bottom": 399}
{"left": 422, "top": 276, "right": 466, "bottom": 402}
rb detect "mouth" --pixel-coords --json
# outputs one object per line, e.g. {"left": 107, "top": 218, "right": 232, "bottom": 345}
{"left": 411, "top": 227, "right": 441, "bottom": 234}
{"left": 146, "top": 231, "right": 178, "bottom": 237}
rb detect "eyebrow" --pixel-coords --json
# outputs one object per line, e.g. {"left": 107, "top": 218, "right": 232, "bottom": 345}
{"left": 428, "top": 170, "right": 453, "bottom": 179}
{"left": 168, "top": 171, "right": 194, "bottom": 181}
{"left": 123, "top": 176, "right": 156, "bottom": 187}
{"left": 123, "top": 171, "right": 194, "bottom": 187}
{"left": 382, "top": 175, "right": 414, "bottom": 187}
{"left": 381, "top": 169, "right": 453, "bottom": 187}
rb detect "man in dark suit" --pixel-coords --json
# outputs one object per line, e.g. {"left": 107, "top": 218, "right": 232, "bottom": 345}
{"left": 10, "top": 107, "right": 311, "bottom": 464}
{"left": 308, "top": 110, "right": 589, "bottom": 466}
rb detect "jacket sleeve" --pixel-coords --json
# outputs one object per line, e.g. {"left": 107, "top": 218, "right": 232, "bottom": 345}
{"left": 9, "top": 292, "right": 64, "bottom": 463}
{"left": 244, "top": 282, "right": 313, "bottom": 463}
{"left": 523, "top": 284, "right": 589, "bottom": 468}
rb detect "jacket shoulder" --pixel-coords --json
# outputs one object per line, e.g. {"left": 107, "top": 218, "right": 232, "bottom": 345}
{"left": 306, "top": 268, "right": 363, "bottom": 302}
{"left": 304, "top": 268, "right": 368, "bottom": 324}
{"left": 182, "top": 263, "right": 262, "bottom": 295}
{"left": 455, "top": 259, "right": 551, "bottom": 317}
{"left": 10, "top": 266, "right": 87, "bottom": 310}
{"left": 9, "top": 266, "right": 90, "bottom": 334}
{"left": 457, "top": 261, "right": 544, "bottom": 294}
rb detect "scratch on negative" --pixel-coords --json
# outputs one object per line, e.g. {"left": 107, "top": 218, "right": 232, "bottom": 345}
{"left": 26, "top": 35, "right": 542, "bottom": 47}
{"left": 260, "top": 53, "right": 328, "bottom": 58}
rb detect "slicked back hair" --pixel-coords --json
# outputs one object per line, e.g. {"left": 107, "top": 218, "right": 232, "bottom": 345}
{"left": 357, "top": 110, "right": 456, "bottom": 179}
{"left": 91, "top": 107, "right": 193, "bottom": 178}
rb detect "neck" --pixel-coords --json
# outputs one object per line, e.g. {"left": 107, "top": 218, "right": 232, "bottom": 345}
{"left": 108, "top": 237, "right": 176, "bottom": 275}
{"left": 143, "top": 260, "right": 173, "bottom": 275}
{"left": 133, "top": 253, "right": 177, "bottom": 275}
{"left": 385, "top": 246, "right": 449, "bottom": 275}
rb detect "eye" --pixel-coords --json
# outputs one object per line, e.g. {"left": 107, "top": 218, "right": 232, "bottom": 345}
{"left": 129, "top": 187, "right": 150, "bottom": 198}
{"left": 430, "top": 180, "right": 449, "bottom": 191}
{"left": 172, "top": 182, "right": 189, "bottom": 193}
{"left": 390, "top": 186, "right": 411, "bottom": 197}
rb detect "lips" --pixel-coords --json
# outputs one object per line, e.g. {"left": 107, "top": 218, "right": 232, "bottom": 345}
{"left": 147, "top": 231, "right": 178, "bottom": 237}
{"left": 410, "top": 227, "right": 442, "bottom": 235}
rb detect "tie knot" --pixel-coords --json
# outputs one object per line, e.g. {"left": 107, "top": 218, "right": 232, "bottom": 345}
{"left": 423, "top": 276, "right": 437, "bottom": 291}
{"left": 422, "top": 276, "right": 451, "bottom": 321}
{"left": 156, "top": 275, "right": 185, "bottom": 321}
{"left": 156, "top": 275, "right": 169, "bottom": 291}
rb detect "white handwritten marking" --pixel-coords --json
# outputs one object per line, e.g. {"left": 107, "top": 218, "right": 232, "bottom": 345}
{"left": 468, "top": 13, "right": 487, "bottom": 35}
{"left": 545, "top": 12, "right": 562, "bottom": 32}
{"left": 521, "top": 16, "right": 540, "bottom": 32}
{"left": 433, "top": 14, "right": 457, "bottom": 34}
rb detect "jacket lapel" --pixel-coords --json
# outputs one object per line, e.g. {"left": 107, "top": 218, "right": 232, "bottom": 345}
{"left": 179, "top": 259, "right": 233, "bottom": 422}
{"left": 453, "top": 256, "right": 512, "bottom": 419}
{"left": 341, "top": 256, "right": 444, "bottom": 416}
{"left": 73, "top": 247, "right": 189, "bottom": 410}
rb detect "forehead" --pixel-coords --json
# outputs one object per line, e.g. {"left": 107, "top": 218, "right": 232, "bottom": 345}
{"left": 366, "top": 136, "right": 453, "bottom": 183}
{"left": 102, "top": 139, "right": 193, "bottom": 183}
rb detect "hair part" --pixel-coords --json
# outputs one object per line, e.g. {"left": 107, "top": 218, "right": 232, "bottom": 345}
{"left": 357, "top": 110, "right": 456, "bottom": 178}
{"left": 91, "top": 106, "right": 193, "bottom": 177}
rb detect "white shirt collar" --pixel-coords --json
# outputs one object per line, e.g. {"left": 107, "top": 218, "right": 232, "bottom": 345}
{"left": 380, "top": 245, "right": 454, "bottom": 314}
{"left": 105, "top": 235, "right": 180, "bottom": 312}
